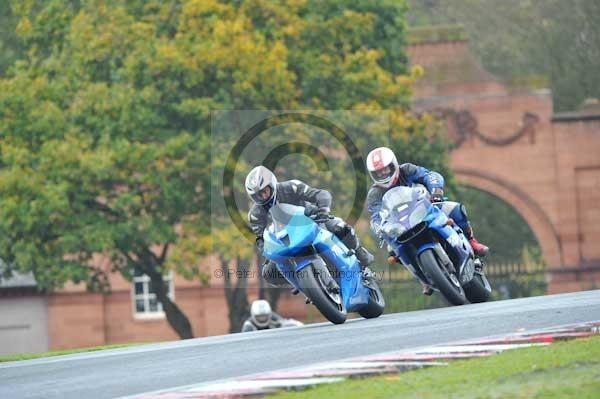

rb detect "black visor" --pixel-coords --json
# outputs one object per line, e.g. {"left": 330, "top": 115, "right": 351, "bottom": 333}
{"left": 371, "top": 165, "right": 395, "bottom": 182}
{"left": 252, "top": 184, "right": 274, "bottom": 205}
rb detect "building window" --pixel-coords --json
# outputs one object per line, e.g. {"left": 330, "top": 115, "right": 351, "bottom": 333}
{"left": 132, "top": 271, "right": 174, "bottom": 319}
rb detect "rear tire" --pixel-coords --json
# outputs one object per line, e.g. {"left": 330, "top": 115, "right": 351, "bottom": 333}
{"left": 463, "top": 272, "right": 492, "bottom": 303}
{"left": 358, "top": 279, "right": 385, "bottom": 319}
{"left": 418, "top": 249, "right": 467, "bottom": 306}
{"left": 296, "top": 264, "right": 347, "bottom": 324}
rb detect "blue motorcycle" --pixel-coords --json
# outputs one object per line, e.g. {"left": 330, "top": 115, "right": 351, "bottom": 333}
{"left": 379, "top": 185, "right": 491, "bottom": 305}
{"left": 263, "top": 203, "right": 385, "bottom": 324}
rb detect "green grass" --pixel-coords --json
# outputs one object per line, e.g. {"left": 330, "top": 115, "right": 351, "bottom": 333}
{"left": 270, "top": 335, "right": 600, "bottom": 399}
{"left": 0, "top": 343, "right": 138, "bottom": 363}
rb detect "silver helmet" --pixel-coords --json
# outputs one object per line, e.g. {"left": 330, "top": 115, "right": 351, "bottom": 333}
{"left": 245, "top": 166, "right": 277, "bottom": 205}
{"left": 250, "top": 299, "right": 272, "bottom": 328}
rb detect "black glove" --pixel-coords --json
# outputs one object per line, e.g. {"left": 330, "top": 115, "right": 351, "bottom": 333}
{"left": 304, "top": 203, "right": 318, "bottom": 217}
{"left": 255, "top": 237, "right": 264, "bottom": 254}
{"left": 430, "top": 188, "right": 444, "bottom": 203}
{"left": 313, "top": 206, "right": 331, "bottom": 223}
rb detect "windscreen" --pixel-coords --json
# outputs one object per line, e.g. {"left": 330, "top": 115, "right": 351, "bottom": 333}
{"left": 382, "top": 187, "right": 413, "bottom": 211}
{"left": 269, "top": 203, "right": 307, "bottom": 232}
{"left": 380, "top": 186, "right": 429, "bottom": 230}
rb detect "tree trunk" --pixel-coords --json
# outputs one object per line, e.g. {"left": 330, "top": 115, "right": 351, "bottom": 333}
{"left": 140, "top": 248, "right": 194, "bottom": 339}
{"left": 147, "top": 269, "right": 194, "bottom": 339}
{"left": 222, "top": 256, "right": 250, "bottom": 333}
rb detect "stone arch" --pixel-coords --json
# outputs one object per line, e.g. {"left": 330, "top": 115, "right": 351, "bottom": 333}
{"left": 454, "top": 168, "right": 563, "bottom": 268}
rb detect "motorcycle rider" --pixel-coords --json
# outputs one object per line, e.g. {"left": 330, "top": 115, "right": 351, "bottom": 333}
{"left": 365, "top": 147, "right": 489, "bottom": 295}
{"left": 241, "top": 300, "right": 303, "bottom": 332}
{"left": 245, "top": 165, "right": 375, "bottom": 288}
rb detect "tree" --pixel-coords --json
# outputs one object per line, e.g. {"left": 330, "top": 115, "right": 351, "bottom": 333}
{"left": 407, "top": 0, "right": 600, "bottom": 112}
{"left": 0, "top": 2, "right": 23, "bottom": 76}
{"left": 0, "top": 0, "right": 217, "bottom": 339}
{"left": 206, "top": 0, "right": 453, "bottom": 321}
{"left": 0, "top": 0, "right": 451, "bottom": 336}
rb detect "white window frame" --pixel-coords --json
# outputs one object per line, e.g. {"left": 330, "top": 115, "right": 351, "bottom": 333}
{"left": 131, "top": 271, "right": 174, "bottom": 320}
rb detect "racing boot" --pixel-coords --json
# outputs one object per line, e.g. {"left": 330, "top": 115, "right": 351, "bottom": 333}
{"left": 464, "top": 225, "right": 489, "bottom": 257}
{"left": 356, "top": 246, "right": 374, "bottom": 268}
{"left": 355, "top": 246, "right": 375, "bottom": 283}
{"left": 421, "top": 282, "right": 434, "bottom": 296}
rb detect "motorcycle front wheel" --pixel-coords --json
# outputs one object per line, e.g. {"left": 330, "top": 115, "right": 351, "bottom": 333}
{"left": 418, "top": 249, "right": 467, "bottom": 306}
{"left": 296, "top": 263, "right": 347, "bottom": 324}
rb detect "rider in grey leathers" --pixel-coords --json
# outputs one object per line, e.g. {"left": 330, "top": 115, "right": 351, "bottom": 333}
{"left": 245, "top": 166, "right": 374, "bottom": 287}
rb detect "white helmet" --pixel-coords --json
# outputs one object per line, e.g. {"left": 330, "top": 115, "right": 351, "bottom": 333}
{"left": 245, "top": 166, "right": 277, "bottom": 205}
{"left": 366, "top": 147, "right": 400, "bottom": 188}
{"left": 250, "top": 299, "right": 272, "bottom": 328}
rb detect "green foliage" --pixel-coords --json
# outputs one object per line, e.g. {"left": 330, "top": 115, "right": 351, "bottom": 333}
{"left": 0, "top": 2, "right": 24, "bottom": 76}
{"left": 407, "top": 0, "right": 600, "bottom": 112}
{"left": 0, "top": 0, "right": 451, "bottom": 333}
{"left": 456, "top": 186, "right": 542, "bottom": 265}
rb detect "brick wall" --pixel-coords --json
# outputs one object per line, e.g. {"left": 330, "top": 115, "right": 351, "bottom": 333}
{"left": 48, "top": 279, "right": 307, "bottom": 350}
{"left": 408, "top": 38, "right": 600, "bottom": 293}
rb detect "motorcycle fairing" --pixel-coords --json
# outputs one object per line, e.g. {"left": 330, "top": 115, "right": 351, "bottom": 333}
{"left": 262, "top": 204, "right": 370, "bottom": 312}
{"left": 384, "top": 190, "right": 474, "bottom": 283}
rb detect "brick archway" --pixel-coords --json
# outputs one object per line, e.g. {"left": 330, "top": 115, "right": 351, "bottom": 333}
{"left": 455, "top": 168, "right": 563, "bottom": 268}
{"left": 406, "top": 28, "right": 600, "bottom": 292}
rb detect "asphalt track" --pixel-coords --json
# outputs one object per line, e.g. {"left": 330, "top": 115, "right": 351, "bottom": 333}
{"left": 2, "top": 289, "right": 600, "bottom": 399}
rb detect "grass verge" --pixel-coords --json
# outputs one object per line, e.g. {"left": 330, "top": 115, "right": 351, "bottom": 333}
{"left": 0, "top": 343, "right": 138, "bottom": 363}
{"left": 270, "top": 335, "right": 600, "bottom": 399}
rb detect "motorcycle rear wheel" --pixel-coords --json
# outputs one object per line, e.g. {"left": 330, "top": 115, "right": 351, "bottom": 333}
{"left": 418, "top": 249, "right": 467, "bottom": 306}
{"left": 296, "top": 263, "right": 347, "bottom": 324}
{"left": 463, "top": 271, "right": 492, "bottom": 303}
{"left": 358, "top": 278, "right": 385, "bottom": 319}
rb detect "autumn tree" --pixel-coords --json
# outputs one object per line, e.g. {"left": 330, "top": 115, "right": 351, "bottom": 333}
{"left": 0, "top": 0, "right": 450, "bottom": 335}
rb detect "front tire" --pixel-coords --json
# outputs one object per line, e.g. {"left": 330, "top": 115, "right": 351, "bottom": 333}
{"left": 418, "top": 249, "right": 467, "bottom": 306}
{"left": 358, "top": 279, "right": 385, "bottom": 319}
{"left": 296, "top": 264, "right": 347, "bottom": 324}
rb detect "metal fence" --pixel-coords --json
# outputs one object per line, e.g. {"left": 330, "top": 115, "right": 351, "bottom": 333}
{"left": 378, "top": 262, "right": 547, "bottom": 313}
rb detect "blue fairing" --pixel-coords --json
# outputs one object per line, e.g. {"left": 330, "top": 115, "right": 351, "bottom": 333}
{"left": 262, "top": 204, "right": 370, "bottom": 312}
{"left": 263, "top": 212, "right": 319, "bottom": 264}
{"left": 411, "top": 206, "right": 471, "bottom": 272}
{"left": 381, "top": 187, "right": 473, "bottom": 280}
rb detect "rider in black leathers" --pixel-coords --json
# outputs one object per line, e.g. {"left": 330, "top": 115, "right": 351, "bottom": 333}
{"left": 245, "top": 165, "right": 374, "bottom": 287}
